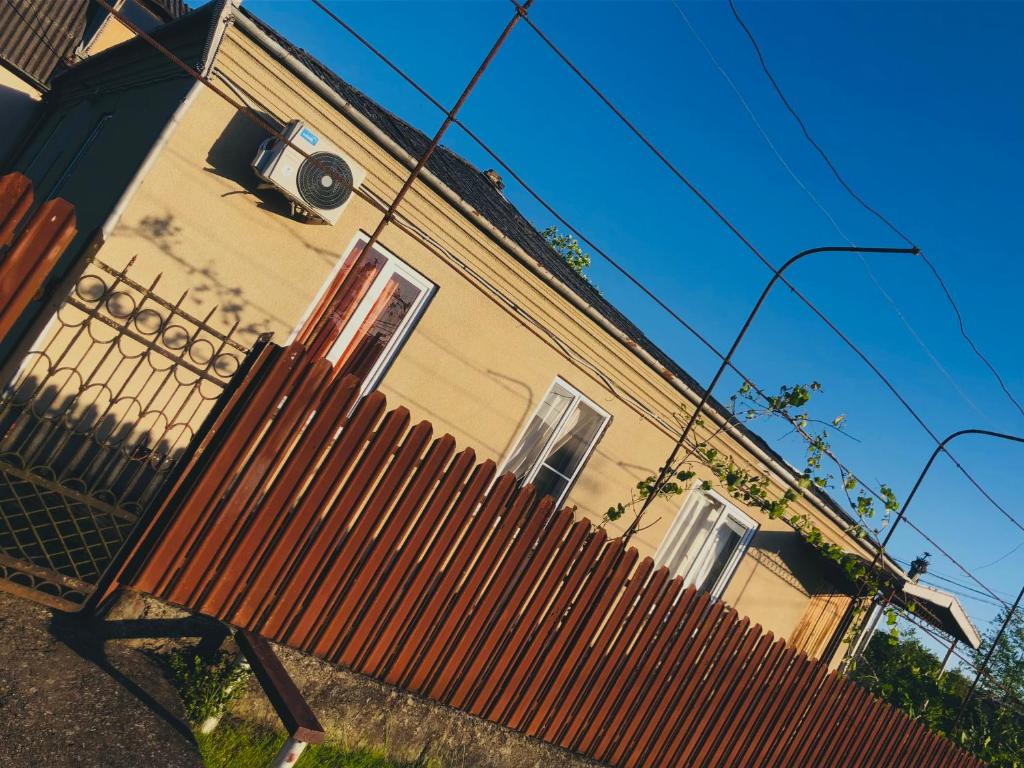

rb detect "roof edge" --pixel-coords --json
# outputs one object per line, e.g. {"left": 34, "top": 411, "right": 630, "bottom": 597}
{"left": 230, "top": 9, "right": 906, "bottom": 575}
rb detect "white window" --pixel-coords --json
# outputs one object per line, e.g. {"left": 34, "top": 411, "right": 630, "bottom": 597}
{"left": 503, "top": 378, "right": 610, "bottom": 508}
{"left": 654, "top": 487, "right": 758, "bottom": 599}
{"left": 293, "top": 234, "right": 435, "bottom": 396}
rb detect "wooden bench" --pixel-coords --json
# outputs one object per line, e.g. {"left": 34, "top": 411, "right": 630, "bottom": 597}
{"left": 235, "top": 630, "right": 325, "bottom": 766}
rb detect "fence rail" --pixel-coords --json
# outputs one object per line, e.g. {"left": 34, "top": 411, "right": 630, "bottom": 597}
{"left": 121, "top": 342, "right": 981, "bottom": 767}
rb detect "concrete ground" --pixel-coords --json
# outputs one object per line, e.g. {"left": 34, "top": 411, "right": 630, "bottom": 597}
{"left": 0, "top": 589, "right": 208, "bottom": 768}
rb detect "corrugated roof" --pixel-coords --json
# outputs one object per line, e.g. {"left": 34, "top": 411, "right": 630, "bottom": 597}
{"left": 0, "top": 0, "right": 89, "bottom": 86}
{"left": 148, "top": 0, "right": 189, "bottom": 20}
{"left": 0, "top": 0, "right": 190, "bottom": 88}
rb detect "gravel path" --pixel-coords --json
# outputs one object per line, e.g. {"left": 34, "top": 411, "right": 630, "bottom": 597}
{"left": 0, "top": 590, "right": 204, "bottom": 768}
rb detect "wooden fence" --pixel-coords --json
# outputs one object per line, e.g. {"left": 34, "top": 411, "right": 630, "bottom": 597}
{"left": 120, "top": 342, "right": 981, "bottom": 767}
{"left": 0, "top": 173, "right": 77, "bottom": 344}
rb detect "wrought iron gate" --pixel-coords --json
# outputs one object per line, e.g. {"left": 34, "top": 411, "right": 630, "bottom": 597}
{"left": 0, "top": 256, "right": 249, "bottom": 609}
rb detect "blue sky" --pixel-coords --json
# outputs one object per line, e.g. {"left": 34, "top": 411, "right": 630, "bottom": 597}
{"left": 246, "top": 0, "right": 1024, "bottom": 644}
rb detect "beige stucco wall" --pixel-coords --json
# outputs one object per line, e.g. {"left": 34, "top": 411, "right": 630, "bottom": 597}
{"left": 85, "top": 16, "right": 137, "bottom": 57}
{"left": 12, "top": 24, "right": 864, "bottom": 647}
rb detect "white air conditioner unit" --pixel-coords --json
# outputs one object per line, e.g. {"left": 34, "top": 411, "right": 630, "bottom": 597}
{"left": 252, "top": 119, "right": 365, "bottom": 225}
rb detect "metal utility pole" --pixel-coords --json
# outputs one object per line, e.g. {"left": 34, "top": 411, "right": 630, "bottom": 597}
{"left": 622, "top": 245, "right": 918, "bottom": 542}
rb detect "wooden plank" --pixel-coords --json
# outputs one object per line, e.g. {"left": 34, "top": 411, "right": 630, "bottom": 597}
{"left": 118, "top": 342, "right": 277, "bottom": 590}
{"left": 490, "top": 528, "right": 607, "bottom": 727}
{"left": 0, "top": 199, "right": 76, "bottom": 344}
{"left": 135, "top": 343, "right": 296, "bottom": 595}
{"left": 586, "top": 584, "right": 705, "bottom": 759}
{"left": 401, "top": 474, "right": 521, "bottom": 694}
{"left": 839, "top": 697, "right": 886, "bottom": 767}
{"left": 817, "top": 685, "right": 872, "bottom": 766}
{"left": 235, "top": 630, "right": 324, "bottom": 744}
{"left": 522, "top": 544, "right": 639, "bottom": 736}
{"left": 346, "top": 448, "right": 478, "bottom": 672}
{"left": 448, "top": 502, "right": 571, "bottom": 710}
{"left": 0, "top": 172, "right": 33, "bottom": 246}
{"left": 861, "top": 703, "right": 904, "bottom": 768}
{"left": 331, "top": 434, "right": 460, "bottom": 666}
{"left": 194, "top": 356, "right": 334, "bottom": 615}
{"left": 228, "top": 373, "right": 364, "bottom": 628}
{"left": 387, "top": 471, "right": 514, "bottom": 690}
{"left": 277, "top": 405, "right": 412, "bottom": 648}
{"left": 307, "top": 419, "right": 436, "bottom": 659}
{"left": 629, "top": 605, "right": 740, "bottom": 766}
{"left": 870, "top": 692, "right": 918, "bottom": 768}
{"left": 211, "top": 371, "right": 360, "bottom": 621}
{"left": 539, "top": 558, "right": 656, "bottom": 743}
{"left": 724, "top": 650, "right": 807, "bottom": 768}
{"left": 755, "top": 660, "right": 829, "bottom": 766}
{"left": 253, "top": 389, "right": 391, "bottom": 638}
{"left": 561, "top": 572, "right": 679, "bottom": 751}
{"left": 703, "top": 637, "right": 786, "bottom": 767}
{"left": 473, "top": 519, "right": 594, "bottom": 721}
{"left": 776, "top": 670, "right": 845, "bottom": 767}
{"left": 429, "top": 490, "right": 555, "bottom": 704}
{"left": 672, "top": 622, "right": 767, "bottom": 766}
{"left": 362, "top": 458, "right": 494, "bottom": 678}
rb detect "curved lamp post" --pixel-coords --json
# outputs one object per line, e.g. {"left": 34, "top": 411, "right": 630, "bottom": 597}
{"left": 854, "top": 428, "right": 1024, "bottom": 715}
{"left": 622, "top": 244, "right": 918, "bottom": 542}
{"left": 880, "top": 429, "right": 1024, "bottom": 551}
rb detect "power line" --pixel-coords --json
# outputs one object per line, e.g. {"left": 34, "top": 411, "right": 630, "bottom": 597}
{"left": 670, "top": 0, "right": 992, "bottom": 427}
{"left": 100, "top": 0, "right": 1011, "bottom": 634}
{"left": 975, "top": 540, "right": 1024, "bottom": 571}
{"left": 902, "top": 517, "right": 1008, "bottom": 608}
{"left": 894, "top": 558, "right": 1016, "bottom": 601}
{"left": 509, "top": 0, "right": 1024, "bottom": 543}
{"left": 305, "top": 0, "right": 1016, "bottom": 620}
{"left": 726, "top": 0, "right": 1024, "bottom": 422}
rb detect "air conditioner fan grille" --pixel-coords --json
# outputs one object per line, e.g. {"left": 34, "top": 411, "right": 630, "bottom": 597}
{"left": 296, "top": 152, "right": 354, "bottom": 211}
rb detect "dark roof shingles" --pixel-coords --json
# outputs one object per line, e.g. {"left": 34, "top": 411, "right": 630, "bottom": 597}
{"left": 245, "top": 9, "right": 862, "bottom": 533}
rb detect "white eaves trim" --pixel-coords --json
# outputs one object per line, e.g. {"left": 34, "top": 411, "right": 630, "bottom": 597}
{"left": 903, "top": 580, "right": 983, "bottom": 649}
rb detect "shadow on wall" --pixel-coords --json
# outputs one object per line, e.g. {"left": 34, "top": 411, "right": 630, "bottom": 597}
{"left": 0, "top": 82, "right": 40, "bottom": 168}
{"left": 0, "top": 376, "right": 195, "bottom": 510}
{"left": 116, "top": 212, "right": 287, "bottom": 341}
{"left": 739, "top": 528, "right": 847, "bottom": 599}
{"left": 204, "top": 108, "right": 285, "bottom": 213}
{"left": 205, "top": 110, "right": 359, "bottom": 268}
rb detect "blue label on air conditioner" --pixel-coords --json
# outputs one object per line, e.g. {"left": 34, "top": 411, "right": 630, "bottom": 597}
{"left": 299, "top": 127, "right": 319, "bottom": 146}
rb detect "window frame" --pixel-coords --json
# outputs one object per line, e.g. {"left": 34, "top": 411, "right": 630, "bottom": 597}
{"left": 289, "top": 231, "right": 436, "bottom": 397}
{"left": 654, "top": 485, "right": 758, "bottom": 599}
{"left": 501, "top": 376, "right": 611, "bottom": 508}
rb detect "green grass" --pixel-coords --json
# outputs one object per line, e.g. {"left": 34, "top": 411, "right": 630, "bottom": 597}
{"left": 196, "top": 719, "right": 433, "bottom": 768}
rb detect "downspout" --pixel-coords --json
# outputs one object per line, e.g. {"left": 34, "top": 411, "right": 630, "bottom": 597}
{"left": 233, "top": 11, "right": 898, "bottom": 571}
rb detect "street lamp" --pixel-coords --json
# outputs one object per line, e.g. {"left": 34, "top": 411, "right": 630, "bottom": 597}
{"left": 622, "top": 244, "right": 919, "bottom": 541}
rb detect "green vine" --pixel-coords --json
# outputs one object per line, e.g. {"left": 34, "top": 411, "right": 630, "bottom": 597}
{"left": 607, "top": 379, "right": 906, "bottom": 648}
{"left": 543, "top": 226, "right": 594, "bottom": 283}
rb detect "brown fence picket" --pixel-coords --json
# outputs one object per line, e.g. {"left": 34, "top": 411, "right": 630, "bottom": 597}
{"left": 0, "top": 196, "right": 76, "bottom": 343}
{"left": 0, "top": 172, "right": 33, "bottom": 246}
{"left": 120, "top": 340, "right": 983, "bottom": 768}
